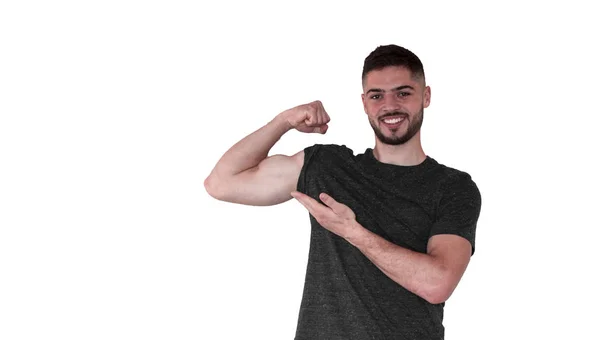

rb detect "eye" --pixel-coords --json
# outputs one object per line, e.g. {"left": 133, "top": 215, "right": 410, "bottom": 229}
{"left": 370, "top": 94, "right": 382, "bottom": 100}
{"left": 397, "top": 92, "right": 410, "bottom": 97}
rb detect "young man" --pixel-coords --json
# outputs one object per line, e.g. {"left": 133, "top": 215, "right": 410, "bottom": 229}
{"left": 204, "top": 45, "right": 482, "bottom": 339}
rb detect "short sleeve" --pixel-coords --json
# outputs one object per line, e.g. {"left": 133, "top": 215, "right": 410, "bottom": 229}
{"left": 429, "top": 173, "right": 482, "bottom": 255}
{"left": 296, "top": 144, "right": 322, "bottom": 194}
{"left": 296, "top": 144, "right": 354, "bottom": 195}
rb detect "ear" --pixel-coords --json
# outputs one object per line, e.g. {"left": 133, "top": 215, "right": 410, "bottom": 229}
{"left": 361, "top": 93, "right": 367, "bottom": 113}
{"left": 423, "top": 86, "right": 431, "bottom": 108}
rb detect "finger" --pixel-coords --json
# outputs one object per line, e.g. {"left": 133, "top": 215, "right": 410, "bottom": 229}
{"left": 319, "top": 105, "right": 329, "bottom": 125}
{"left": 317, "top": 124, "right": 328, "bottom": 134}
{"left": 291, "top": 191, "right": 327, "bottom": 215}
{"left": 315, "top": 107, "right": 329, "bottom": 127}
{"left": 319, "top": 193, "right": 348, "bottom": 216}
{"left": 293, "top": 194, "right": 311, "bottom": 212}
{"left": 312, "top": 124, "right": 328, "bottom": 134}
{"left": 312, "top": 101, "right": 323, "bottom": 124}
{"left": 310, "top": 102, "right": 322, "bottom": 126}
{"left": 291, "top": 191, "right": 316, "bottom": 208}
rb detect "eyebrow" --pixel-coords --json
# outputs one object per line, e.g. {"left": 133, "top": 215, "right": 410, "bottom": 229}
{"left": 366, "top": 85, "right": 415, "bottom": 95}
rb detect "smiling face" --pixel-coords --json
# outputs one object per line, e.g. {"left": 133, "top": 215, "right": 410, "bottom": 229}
{"left": 362, "top": 66, "right": 431, "bottom": 145}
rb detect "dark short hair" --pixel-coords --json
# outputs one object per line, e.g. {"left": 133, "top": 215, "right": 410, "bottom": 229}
{"left": 362, "top": 45, "right": 425, "bottom": 83}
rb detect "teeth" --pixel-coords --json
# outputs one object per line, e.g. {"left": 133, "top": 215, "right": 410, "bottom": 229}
{"left": 383, "top": 117, "right": 403, "bottom": 124}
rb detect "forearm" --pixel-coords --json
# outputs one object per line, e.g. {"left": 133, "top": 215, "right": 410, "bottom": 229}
{"left": 209, "top": 113, "right": 292, "bottom": 178}
{"left": 346, "top": 225, "right": 447, "bottom": 304}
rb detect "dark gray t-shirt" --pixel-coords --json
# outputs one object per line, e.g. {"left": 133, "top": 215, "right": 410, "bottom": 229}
{"left": 294, "top": 144, "right": 482, "bottom": 340}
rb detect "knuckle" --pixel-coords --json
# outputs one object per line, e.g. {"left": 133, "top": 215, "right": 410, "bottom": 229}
{"left": 316, "top": 212, "right": 326, "bottom": 219}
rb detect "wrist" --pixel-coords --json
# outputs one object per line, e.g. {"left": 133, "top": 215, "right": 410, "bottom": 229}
{"left": 271, "top": 111, "right": 294, "bottom": 133}
{"left": 345, "top": 221, "right": 369, "bottom": 248}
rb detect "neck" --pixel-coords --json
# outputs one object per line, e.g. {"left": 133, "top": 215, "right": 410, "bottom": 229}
{"left": 372, "top": 132, "right": 426, "bottom": 166}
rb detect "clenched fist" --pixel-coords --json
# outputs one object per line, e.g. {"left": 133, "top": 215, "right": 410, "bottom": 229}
{"left": 281, "top": 100, "right": 331, "bottom": 134}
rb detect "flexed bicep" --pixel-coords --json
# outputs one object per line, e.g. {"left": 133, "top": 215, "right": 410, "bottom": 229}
{"left": 207, "top": 150, "right": 305, "bottom": 206}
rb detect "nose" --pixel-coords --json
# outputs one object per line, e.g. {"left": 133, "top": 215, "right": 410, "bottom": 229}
{"left": 381, "top": 94, "right": 401, "bottom": 113}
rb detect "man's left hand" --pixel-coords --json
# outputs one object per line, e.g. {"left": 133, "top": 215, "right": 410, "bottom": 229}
{"left": 290, "top": 191, "right": 361, "bottom": 240}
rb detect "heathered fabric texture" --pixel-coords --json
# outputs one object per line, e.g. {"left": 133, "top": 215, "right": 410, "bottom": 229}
{"left": 294, "top": 144, "right": 481, "bottom": 340}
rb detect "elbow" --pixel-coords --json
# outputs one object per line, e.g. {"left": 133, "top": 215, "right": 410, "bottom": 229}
{"left": 420, "top": 271, "right": 455, "bottom": 305}
{"left": 422, "top": 287, "right": 451, "bottom": 305}
{"left": 204, "top": 175, "right": 224, "bottom": 200}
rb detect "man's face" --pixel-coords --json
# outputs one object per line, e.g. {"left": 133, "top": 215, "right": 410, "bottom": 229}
{"left": 361, "top": 66, "right": 431, "bottom": 145}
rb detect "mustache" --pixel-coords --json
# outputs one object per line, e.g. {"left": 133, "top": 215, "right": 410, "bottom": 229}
{"left": 379, "top": 111, "right": 409, "bottom": 119}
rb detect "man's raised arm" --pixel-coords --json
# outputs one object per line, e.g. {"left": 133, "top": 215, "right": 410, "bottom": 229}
{"left": 204, "top": 100, "right": 330, "bottom": 206}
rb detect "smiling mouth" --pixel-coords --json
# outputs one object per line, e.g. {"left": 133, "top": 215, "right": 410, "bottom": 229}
{"left": 380, "top": 114, "right": 407, "bottom": 127}
{"left": 382, "top": 117, "right": 405, "bottom": 124}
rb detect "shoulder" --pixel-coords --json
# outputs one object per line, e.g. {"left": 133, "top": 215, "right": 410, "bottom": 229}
{"left": 428, "top": 158, "right": 481, "bottom": 202}
{"left": 428, "top": 158, "right": 476, "bottom": 184}
{"left": 297, "top": 144, "right": 356, "bottom": 192}
{"left": 303, "top": 143, "right": 356, "bottom": 161}
{"left": 299, "top": 144, "right": 359, "bottom": 177}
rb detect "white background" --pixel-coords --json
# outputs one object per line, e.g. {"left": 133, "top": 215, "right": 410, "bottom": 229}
{"left": 1, "top": 1, "right": 599, "bottom": 339}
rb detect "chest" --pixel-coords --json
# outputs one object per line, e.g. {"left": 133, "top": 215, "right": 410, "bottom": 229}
{"left": 305, "top": 168, "right": 440, "bottom": 253}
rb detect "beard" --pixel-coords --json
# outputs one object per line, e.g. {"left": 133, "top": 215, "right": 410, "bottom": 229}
{"left": 369, "top": 107, "right": 424, "bottom": 145}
